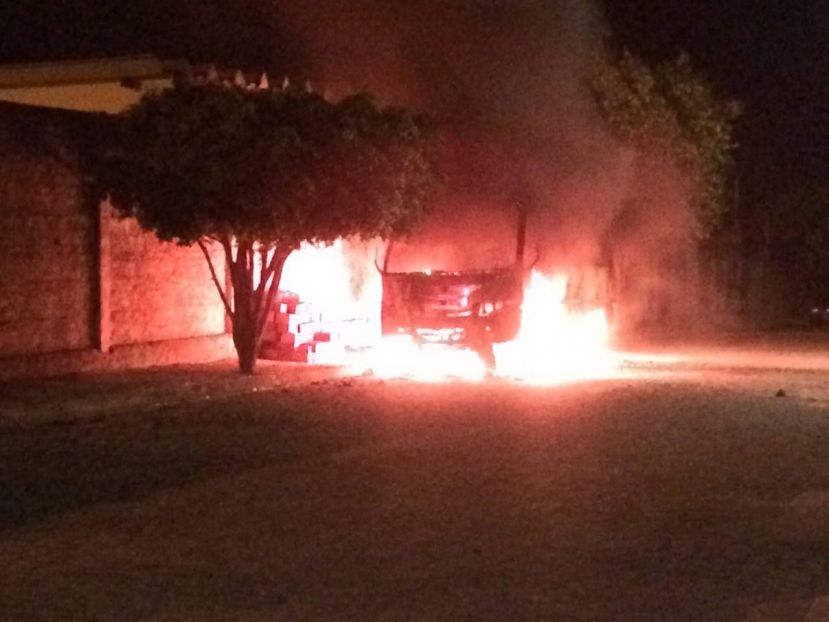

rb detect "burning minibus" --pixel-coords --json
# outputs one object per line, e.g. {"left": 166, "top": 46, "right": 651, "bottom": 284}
{"left": 262, "top": 206, "right": 617, "bottom": 382}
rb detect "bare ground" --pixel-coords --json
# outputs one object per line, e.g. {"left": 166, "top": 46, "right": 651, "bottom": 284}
{"left": 1, "top": 338, "right": 828, "bottom": 621}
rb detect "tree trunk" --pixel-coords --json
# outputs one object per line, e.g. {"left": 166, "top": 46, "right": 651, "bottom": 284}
{"left": 231, "top": 253, "right": 258, "bottom": 374}
{"left": 233, "top": 310, "right": 258, "bottom": 374}
{"left": 225, "top": 243, "right": 293, "bottom": 374}
{"left": 221, "top": 240, "right": 252, "bottom": 374}
{"left": 204, "top": 238, "right": 296, "bottom": 375}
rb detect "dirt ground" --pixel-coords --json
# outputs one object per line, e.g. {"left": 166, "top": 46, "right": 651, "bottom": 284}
{"left": 1, "top": 335, "right": 828, "bottom": 621}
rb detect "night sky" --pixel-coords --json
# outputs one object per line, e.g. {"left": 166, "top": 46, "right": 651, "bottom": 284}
{"left": 1, "top": 1, "right": 827, "bottom": 195}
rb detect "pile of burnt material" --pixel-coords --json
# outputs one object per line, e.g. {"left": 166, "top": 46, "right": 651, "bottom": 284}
{"left": 259, "top": 291, "right": 375, "bottom": 364}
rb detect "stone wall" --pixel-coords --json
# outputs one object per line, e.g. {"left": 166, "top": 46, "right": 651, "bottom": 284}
{"left": 0, "top": 102, "right": 230, "bottom": 380}
{"left": 0, "top": 104, "right": 96, "bottom": 357}
{"left": 109, "top": 216, "right": 226, "bottom": 346}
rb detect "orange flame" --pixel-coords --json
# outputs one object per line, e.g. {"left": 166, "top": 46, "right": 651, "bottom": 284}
{"left": 275, "top": 240, "right": 617, "bottom": 383}
{"left": 494, "top": 271, "right": 617, "bottom": 384}
{"left": 360, "top": 335, "right": 487, "bottom": 382}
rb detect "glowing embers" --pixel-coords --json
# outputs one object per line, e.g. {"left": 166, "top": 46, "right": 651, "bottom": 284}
{"left": 494, "top": 271, "right": 617, "bottom": 384}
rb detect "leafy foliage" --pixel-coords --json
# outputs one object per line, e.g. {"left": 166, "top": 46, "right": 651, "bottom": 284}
{"left": 591, "top": 50, "right": 739, "bottom": 238}
{"left": 99, "top": 84, "right": 438, "bottom": 246}
{"left": 96, "top": 83, "right": 440, "bottom": 372}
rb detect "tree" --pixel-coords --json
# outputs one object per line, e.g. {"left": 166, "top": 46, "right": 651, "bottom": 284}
{"left": 591, "top": 50, "right": 739, "bottom": 238}
{"left": 96, "top": 83, "right": 439, "bottom": 373}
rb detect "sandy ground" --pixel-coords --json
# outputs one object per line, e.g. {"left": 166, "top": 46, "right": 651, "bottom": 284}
{"left": 1, "top": 337, "right": 828, "bottom": 621}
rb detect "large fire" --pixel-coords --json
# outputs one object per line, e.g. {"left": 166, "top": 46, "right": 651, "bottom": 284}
{"left": 493, "top": 271, "right": 616, "bottom": 384}
{"left": 271, "top": 239, "right": 618, "bottom": 384}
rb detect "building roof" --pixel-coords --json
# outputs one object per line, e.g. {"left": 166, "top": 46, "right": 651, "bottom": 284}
{"left": 0, "top": 55, "right": 186, "bottom": 89}
{"left": 0, "top": 55, "right": 277, "bottom": 113}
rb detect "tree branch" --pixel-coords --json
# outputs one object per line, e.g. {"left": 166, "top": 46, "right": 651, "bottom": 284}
{"left": 253, "top": 246, "right": 271, "bottom": 313}
{"left": 236, "top": 241, "right": 253, "bottom": 312}
{"left": 256, "top": 248, "right": 291, "bottom": 346}
{"left": 220, "top": 235, "right": 234, "bottom": 266}
{"left": 252, "top": 243, "right": 290, "bottom": 319}
{"left": 197, "top": 239, "right": 233, "bottom": 319}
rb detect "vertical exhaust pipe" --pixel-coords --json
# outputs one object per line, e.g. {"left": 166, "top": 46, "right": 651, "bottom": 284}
{"left": 515, "top": 204, "right": 528, "bottom": 266}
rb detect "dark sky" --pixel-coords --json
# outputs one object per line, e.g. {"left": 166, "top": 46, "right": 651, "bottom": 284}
{"left": 1, "top": 1, "right": 827, "bottom": 187}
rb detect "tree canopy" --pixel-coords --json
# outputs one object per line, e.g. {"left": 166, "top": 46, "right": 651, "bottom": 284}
{"left": 101, "top": 84, "right": 438, "bottom": 246}
{"left": 96, "top": 83, "right": 440, "bottom": 372}
{"left": 591, "top": 50, "right": 739, "bottom": 238}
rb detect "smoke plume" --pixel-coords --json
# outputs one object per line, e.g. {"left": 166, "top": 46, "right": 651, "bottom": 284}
{"left": 259, "top": 0, "right": 702, "bottom": 327}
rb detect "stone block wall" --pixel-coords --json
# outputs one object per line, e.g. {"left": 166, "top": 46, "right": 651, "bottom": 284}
{"left": 0, "top": 102, "right": 230, "bottom": 380}
{"left": 0, "top": 105, "right": 96, "bottom": 357}
{"left": 109, "top": 216, "right": 226, "bottom": 346}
